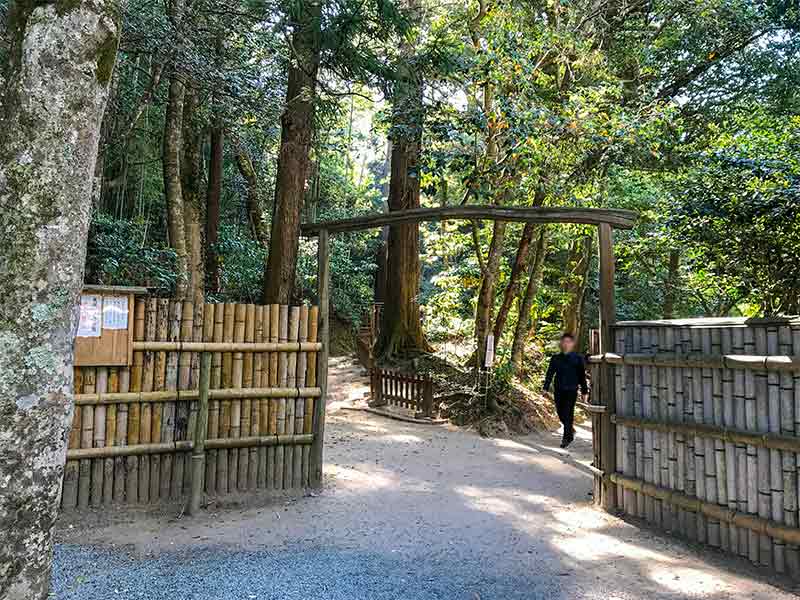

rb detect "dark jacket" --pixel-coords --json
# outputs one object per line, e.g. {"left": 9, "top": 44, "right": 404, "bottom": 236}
{"left": 543, "top": 352, "right": 588, "bottom": 394}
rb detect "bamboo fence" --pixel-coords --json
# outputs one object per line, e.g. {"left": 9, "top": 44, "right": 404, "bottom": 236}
{"left": 62, "top": 299, "right": 322, "bottom": 510}
{"left": 590, "top": 318, "right": 800, "bottom": 578}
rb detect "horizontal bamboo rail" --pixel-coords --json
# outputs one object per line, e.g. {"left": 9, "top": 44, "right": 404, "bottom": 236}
{"left": 611, "top": 414, "right": 800, "bottom": 453}
{"left": 300, "top": 206, "right": 638, "bottom": 234}
{"left": 588, "top": 352, "right": 800, "bottom": 372}
{"left": 74, "top": 386, "right": 322, "bottom": 405}
{"left": 66, "top": 434, "right": 314, "bottom": 460}
{"left": 132, "top": 341, "right": 322, "bottom": 352}
{"left": 577, "top": 401, "right": 606, "bottom": 414}
{"left": 610, "top": 473, "right": 800, "bottom": 547}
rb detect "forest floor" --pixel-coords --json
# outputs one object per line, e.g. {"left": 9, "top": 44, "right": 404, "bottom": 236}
{"left": 53, "top": 407, "right": 797, "bottom": 599}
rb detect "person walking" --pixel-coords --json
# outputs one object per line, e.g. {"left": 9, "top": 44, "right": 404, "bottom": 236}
{"left": 543, "top": 333, "right": 588, "bottom": 448}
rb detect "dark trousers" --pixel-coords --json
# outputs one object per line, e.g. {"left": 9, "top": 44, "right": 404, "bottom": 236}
{"left": 554, "top": 389, "right": 578, "bottom": 436}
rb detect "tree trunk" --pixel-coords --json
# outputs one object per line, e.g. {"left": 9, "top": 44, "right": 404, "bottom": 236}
{"left": 375, "top": 1, "right": 430, "bottom": 359}
{"left": 162, "top": 61, "right": 188, "bottom": 298}
{"left": 206, "top": 121, "right": 223, "bottom": 294}
{"left": 511, "top": 228, "right": 547, "bottom": 373}
{"left": 0, "top": 3, "right": 119, "bottom": 597}
{"left": 473, "top": 220, "right": 507, "bottom": 371}
{"left": 180, "top": 86, "right": 205, "bottom": 307}
{"left": 561, "top": 233, "right": 593, "bottom": 347}
{"left": 263, "top": 0, "right": 321, "bottom": 305}
{"left": 491, "top": 222, "right": 536, "bottom": 345}
{"left": 662, "top": 249, "right": 680, "bottom": 319}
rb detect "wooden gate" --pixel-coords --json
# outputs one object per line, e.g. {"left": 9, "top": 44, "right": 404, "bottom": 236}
{"left": 369, "top": 368, "right": 436, "bottom": 419}
{"left": 588, "top": 317, "right": 800, "bottom": 579}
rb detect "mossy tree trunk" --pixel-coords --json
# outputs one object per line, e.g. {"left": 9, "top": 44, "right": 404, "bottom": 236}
{"left": 511, "top": 227, "right": 547, "bottom": 373}
{"left": 263, "top": 0, "right": 321, "bottom": 305}
{"left": 561, "top": 232, "right": 593, "bottom": 348}
{"left": 0, "top": 2, "right": 120, "bottom": 597}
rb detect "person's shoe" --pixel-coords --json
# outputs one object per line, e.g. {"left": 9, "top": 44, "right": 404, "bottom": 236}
{"left": 560, "top": 436, "right": 571, "bottom": 449}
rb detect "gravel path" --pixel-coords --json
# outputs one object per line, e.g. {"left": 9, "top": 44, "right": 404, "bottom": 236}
{"left": 54, "top": 411, "right": 798, "bottom": 599}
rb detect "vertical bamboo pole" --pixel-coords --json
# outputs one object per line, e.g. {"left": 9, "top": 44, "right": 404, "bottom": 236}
{"left": 641, "top": 328, "right": 654, "bottom": 522}
{"left": 205, "top": 302, "right": 221, "bottom": 495}
{"left": 701, "top": 328, "right": 720, "bottom": 547}
{"left": 62, "top": 369, "right": 82, "bottom": 509}
{"left": 311, "top": 229, "right": 330, "bottom": 488}
{"left": 284, "top": 307, "right": 300, "bottom": 488}
{"left": 305, "top": 306, "right": 319, "bottom": 487}
{"left": 230, "top": 303, "right": 247, "bottom": 490}
{"left": 78, "top": 368, "right": 96, "bottom": 509}
{"left": 744, "top": 325, "right": 759, "bottom": 563}
{"left": 275, "top": 305, "right": 289, "bottom": 489}
{"left": 295, "top": 305, "right": 309, "bottom": 489}
{"left": 177, "top": 299, "right": 194, "bottom": 496}
{"left": 189, "top": 352, "right": 212, "bottom": 516}
{"left": 103, "top": 369, "right": 116, "bottom": 505}
{"left": 91, "top": 367, "right": 108, "bottom": 507}
{"left": 151, "top": 298, "right": 169, "bottom": 501}
{"left": 114, "top": 368, "right": 129, "bottom": 502}
{"left": 218, "top": 303, "right": 234, "bottom": 494}
{"left": 139, "top": 298, "right": 157, "bottom": 504}
{"left": 597, "top": 224, "right": 616, "bottom": 510}
{"left": 268, "top": 303, "right": 280, "bottom": 489}
{"left": 768, "top": 326, "right": 784, "bottom": 571}
{"left": 127, "top": 298, "right": 145, "bottom": 503}
{"left": 790, "top": 324, "right": 800, "bottom": 577}
{"left": 256, "top": 305, "right": 269, "bottom": 489}
{"left": 244, "top": 304, "right": 257, "bottom": 489}
{"left": 779, "top": 324, "right": 797, "bottom": 574}
{"left": 732, "top": 327, "right": 748, "bottom": 557}
{"left": 754, "top": 326, "right": 771, "bottom": 565}
{"left": 720, "top": 328, "right": 737, "bottom": 553}
{"left": 664, "top": 327, "right": 677, "bottom": 528}
{"left": 165, "top": 301, "right": 182, "bottom": 499}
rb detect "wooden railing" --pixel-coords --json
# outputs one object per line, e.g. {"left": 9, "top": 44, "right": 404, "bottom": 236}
{"left": 369, "top": 368, "right": 436, "bottom": 419}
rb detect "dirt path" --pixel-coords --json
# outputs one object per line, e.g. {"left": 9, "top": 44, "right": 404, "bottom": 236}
{"left": 55, "top": 410, "right": 797, "bottom": 599}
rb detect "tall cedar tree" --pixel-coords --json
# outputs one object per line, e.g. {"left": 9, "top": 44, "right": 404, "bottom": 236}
{"left": 264, "top": 0, "right": 322, "bottom": 304}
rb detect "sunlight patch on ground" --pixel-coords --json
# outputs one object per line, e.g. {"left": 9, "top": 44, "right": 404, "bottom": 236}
{"left": 382, "top": 433, "right": 424, "bottom": 444}
{"left": 551, "top": 529, "right": 672, "bottom": 563}
{"left": 328, "top": 465, "right": 397, "bottom": 491}
{"left": 649, "top": 566, "right": 731, "bottom": 596}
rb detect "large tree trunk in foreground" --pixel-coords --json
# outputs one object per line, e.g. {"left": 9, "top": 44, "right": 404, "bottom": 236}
{"left": 180, "top": 86, "right": 205, "bottom": 307}
{"left": 473, "top": 220, "right": 507, "bottom": 371}
{"left": 511, "top": 228, "right": 547, "bottom": 374}
{"left": 263, "top": 0, "right": 321, "bottom": 304}
{"left": 0, "top": 3, "right": 119, "bottom": 597}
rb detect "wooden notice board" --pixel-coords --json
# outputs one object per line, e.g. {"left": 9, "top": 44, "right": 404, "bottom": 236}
{"left": 73, "top": 285, "right": 147, "bottom": 367}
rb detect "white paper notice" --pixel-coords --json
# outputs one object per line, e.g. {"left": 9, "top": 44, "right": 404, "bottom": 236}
{"left": 77, "top": 294, "right": 102, "bottom": 337}
{"left": 102, "top": 295, "right": 129, "bottom": 330}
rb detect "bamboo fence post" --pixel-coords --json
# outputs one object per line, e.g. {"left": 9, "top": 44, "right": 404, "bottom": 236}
{"left": 188, "top": 352, "right": 212, "bottom": 515}
{"left": 702, "top": 328, "right": 720, "bottom": 548}
{"left": 304, "top": 306, "right": 319, "bottom": 487}
{"left": 244, "top": 304, "right": 258, "bottom": 489}
{"left": 114, "top": 368, "right": 129, "bottom": 503}
{"left": 790, "top": 324, "right": 800, "bottom": 576}
{"left": 731, "top": 327, "right": 748, "bottom": 557}
{"left": 91, "top": 366, "right": 108, "bottom": 507}
{"left": 275, "top": 305, "right": 289, "bottom": 489}
{"left": 268, "top": 303, "right": 279, "bottom": 489}
{"left": 311, "top": 229, "right": 330, "bottom": 488}
{"left": 230, "top": 303, "right": 247, "bottom": 490}
{"left": 284, "top": 307, "right": 300, "bottom": 488}
{"left": 177, "top": 299, "right": 194, "bottom": 496}
{"left": 256, "top": 305, "right": 269, "bottom": 488}
{"left": 720, "top": 328, "right": 737, "bottom": 553}
{"left": 218, "top": 302, "right": 235, "bottom": 494}
{"left": 78, "top": 367, "right": 95, "bottom": 510}
{"left": 62, "top": 369, "right": 82, "bottom": 509}
{"left": 755, "top": 326, "right": 772, "bottom": 565}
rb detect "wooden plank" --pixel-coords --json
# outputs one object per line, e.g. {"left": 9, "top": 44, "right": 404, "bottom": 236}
{"left": 597, "top": 223, "right": 617, "bottom": 511}
{"left": 311, "top": 229, "right": 330, "bottom": 488}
